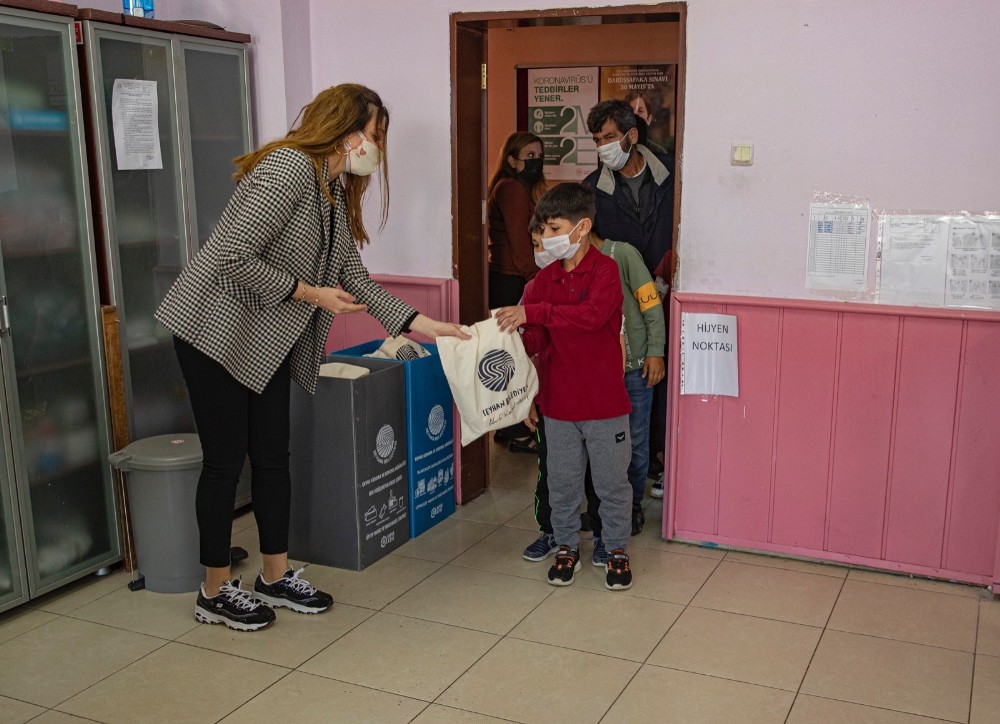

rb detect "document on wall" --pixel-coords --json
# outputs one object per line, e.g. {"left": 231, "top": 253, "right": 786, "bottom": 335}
{"left": 111, "top": 79, "right": 162, "bottom": 170}
{"left": 679, "top": 313, "right": 739, "bottom": 397}
{"left": 806, "top": 202, "right": 871, "bottom": 292}
{"left": 944, "top": 217, "right": 1000, "bottom": 310}
{"left": 878, "top": 215, "right": 948, "bottom": 307}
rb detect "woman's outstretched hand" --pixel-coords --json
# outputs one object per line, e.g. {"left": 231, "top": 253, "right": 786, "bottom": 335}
{"left": 409, "top": 313, "right": 471, "bottom": 340}
{"left": 314, "top": 286, "right": 367, "bottom": 314}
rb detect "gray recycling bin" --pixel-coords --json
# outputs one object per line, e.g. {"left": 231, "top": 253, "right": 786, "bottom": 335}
{"left": 109, "top": 434, "right": 203, "bottom": 593}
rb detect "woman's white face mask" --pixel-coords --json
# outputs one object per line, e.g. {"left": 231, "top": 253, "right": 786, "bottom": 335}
{"left": 345, "top": 132, "right": 380, "bottom": 176}
{"left": 541, "top": 219, "right": 585, "bottom": 260}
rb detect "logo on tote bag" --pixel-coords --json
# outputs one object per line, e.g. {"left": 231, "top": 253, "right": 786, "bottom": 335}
{"left": 426, "top": 404, "right": 446, "bottom": 441}
{"left": 373, "top": 424, "right": 397, "bottom": 464}
{"left": 477, "top": 349, "right": 516, "bottom": 392}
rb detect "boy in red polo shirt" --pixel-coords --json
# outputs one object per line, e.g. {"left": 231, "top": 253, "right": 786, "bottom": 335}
{"left": 496, "top": 183, "right": 633, "bottom": 590}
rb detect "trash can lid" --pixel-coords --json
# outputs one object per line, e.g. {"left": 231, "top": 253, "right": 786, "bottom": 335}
{"left": 108, "top": 434, "right": 202, "bottom": 472}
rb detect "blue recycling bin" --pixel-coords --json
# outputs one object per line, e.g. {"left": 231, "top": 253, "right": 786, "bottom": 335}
{"left": 336, "top": 340, "right": 456, "bottom": 537}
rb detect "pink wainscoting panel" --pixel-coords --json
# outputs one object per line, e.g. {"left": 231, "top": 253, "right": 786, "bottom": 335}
{"left": 670, "top": 294, "right": 1000, "bottom": 587}
{"left": 825, "top": 314, "right": 898, "bottom": 559}
{"left": 883, "top": 317, "right": 962, "bottom": 569}
{"left": 671, "top": 302, "right": 725, "bottom": 537}
{"left": 325, "top": 275, "right": 458, "bottom": 353}
{"left": 770, "top": 310, "right": 839, "bottom": 550}
{"left": 944, "top": 321, "right": 1000, "bottom": 576}
{"left": 716, "top": 306, "right": 779, "bottom": 543}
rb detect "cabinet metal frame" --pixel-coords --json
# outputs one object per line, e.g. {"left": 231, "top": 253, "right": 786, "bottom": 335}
{"left": 0, "top": 5, "right": 119, "bottom": 608}
{"left": 80, "top": 19, "right": 252, "bottom": 442}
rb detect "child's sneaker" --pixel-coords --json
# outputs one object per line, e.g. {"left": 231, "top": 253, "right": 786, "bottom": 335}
{"left": 253, "top": 567, "right": 333, "bottom": 614}
{"left": 605, "top": 548, "right": 633, "bottom": 591}
{"left": 631, "top": 504, "right": 645, "bottom": 535}
{"left": 591, "top": 537, "right": 608, "bottom": 566}
{"left": 547, "top": 546, "right": 581, "bottom": 586}
{"left": 650, "top": 473, "right": 664, "bottom": 499}
{"left": 195, "top": 578, "right": 276, "bottom": 631}
{"left": 522, "top": 532, "right": 559, "bottom": 562}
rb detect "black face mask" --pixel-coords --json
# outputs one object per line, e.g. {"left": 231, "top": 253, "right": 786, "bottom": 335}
{"left": 517, "top": 157, "right": 544, "bottom": 184}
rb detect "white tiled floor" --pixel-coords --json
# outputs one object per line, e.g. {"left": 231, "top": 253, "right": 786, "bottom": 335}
{"left": 2, "top": 442, "right": 999, "bottom": 723}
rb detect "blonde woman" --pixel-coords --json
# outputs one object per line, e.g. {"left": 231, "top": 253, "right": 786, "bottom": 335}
{"left": 157, "top": 84, "right": 466, "bottom": 631}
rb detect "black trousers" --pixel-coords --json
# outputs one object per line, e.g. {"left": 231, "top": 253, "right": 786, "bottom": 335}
{"left": 174, "top": 337, "right": 292, "bottom": 567}
{"left": 532, "top": 414, "right": 603, "bottom": 538}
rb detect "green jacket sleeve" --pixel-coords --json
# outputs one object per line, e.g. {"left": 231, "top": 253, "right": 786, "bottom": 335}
{"left": 619, "top": 242, "right": 666, "bottom": 358}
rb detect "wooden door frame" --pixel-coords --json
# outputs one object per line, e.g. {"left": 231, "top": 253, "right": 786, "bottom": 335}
{"left": 450, "top": 3, "right": 687, "bottom": 502}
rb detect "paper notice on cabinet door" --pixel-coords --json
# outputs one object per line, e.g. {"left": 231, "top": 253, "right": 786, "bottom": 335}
{"left": 878, "top": 215, "right": 948, "bottom": 307}
{"left": 944, "top": 218, "right": 1000, "bottom": 309}
{"left": 806, "top": 202, "right": 871, "bottom": 292}
{"left": 112, "top": 79, "right": 162, "bottom": 170}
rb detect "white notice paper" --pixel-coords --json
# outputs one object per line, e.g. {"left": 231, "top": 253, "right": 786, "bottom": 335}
{"left": 878, "top": 215, "right": 948, "bottom": 307}
{"left": 806, "top": 202, "right": 871, "bottom": 292}
{"left": 945, "top": 217, "right": 1000, "bottom": 310}
{"left": 680, "top": 313, "right": 739, "bottom": 397}
{"left": 111, "top": 79, "right": 162, "bottom": 170}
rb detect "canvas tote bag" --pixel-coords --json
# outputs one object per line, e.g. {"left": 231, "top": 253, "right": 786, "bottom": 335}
{"left": 437, "top": 315, "right": 539, "bottom": 446}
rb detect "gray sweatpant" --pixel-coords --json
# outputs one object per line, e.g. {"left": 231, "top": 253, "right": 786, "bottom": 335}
{"left": 545, "top": 415, "right": 631, "bottom": 552}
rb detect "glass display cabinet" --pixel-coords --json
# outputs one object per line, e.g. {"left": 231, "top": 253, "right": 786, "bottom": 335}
{"left": 0, "top": 0, "right": 119, "bottom": 613}
{"left": 77, "top": 10, "right": 253, "bottom": 505}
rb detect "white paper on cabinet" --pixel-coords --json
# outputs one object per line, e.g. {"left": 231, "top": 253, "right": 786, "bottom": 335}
{"left": 111, "top": 79, "right": 162, "bottom": 171}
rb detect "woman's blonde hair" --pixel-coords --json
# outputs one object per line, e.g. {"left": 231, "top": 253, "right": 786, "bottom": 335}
{"left": 234, "top": 84, "right": 389, "bottom": 246}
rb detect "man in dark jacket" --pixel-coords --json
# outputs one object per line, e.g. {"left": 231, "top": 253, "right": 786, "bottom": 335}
{"left": 582, "top": 100, "right": 674, "bottom": 277}
{"left": 583, "top": 99, "right": 675, "bottom": 500}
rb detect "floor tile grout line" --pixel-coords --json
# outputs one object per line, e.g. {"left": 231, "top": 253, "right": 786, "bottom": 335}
{"left": 45, "top": 635, "right": 172, "bottom": 713}
{"left": 791, "top": 692, "right": 961, "bottom": 724}
{"left": 968, "top": 600, "right": 982, "bottom": 723}
{"left": 31, "top": 708, "right": 105, "bottom": 723}
{"left": 817, "top": 625, "right": 980, "bottom": 656}
{"left": 784, "top": 571, "right": 848, "bottom": 724}
{"left": 211, "top": 668, "right": 297, "bottom": 724}
{"left": 640, "top": 660, "right": 811, "bottom": 695}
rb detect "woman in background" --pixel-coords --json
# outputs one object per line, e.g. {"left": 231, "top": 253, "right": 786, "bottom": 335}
{"left": 486, "top": 132, "right": 546, "bottom": 453}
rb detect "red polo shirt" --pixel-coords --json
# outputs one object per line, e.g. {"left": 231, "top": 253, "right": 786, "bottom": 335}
{"left": 521, "top": 245, "right": 630, "bottom": 421}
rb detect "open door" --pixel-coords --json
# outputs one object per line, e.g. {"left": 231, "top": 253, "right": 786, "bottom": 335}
{"left": 451, "top": 21, "right": 489, "bottom": 502}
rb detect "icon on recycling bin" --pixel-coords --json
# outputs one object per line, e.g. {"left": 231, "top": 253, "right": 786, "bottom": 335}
{"left": 378, "top": 503, "right": 387, "bottom": 520}
{"left": 364, "top": 505, "right": 377, "bottom": 525}
{"left": 427, "top": 477, "right": 437, "bottom": 493}
{"left": 388, "top": 491, "right": 400, "bottom": 512}
{"left": 437, "top": 469, "right": 444, "bottom": 486}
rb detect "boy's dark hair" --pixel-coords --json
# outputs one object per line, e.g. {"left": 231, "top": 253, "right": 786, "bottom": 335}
{"left": 586, "top": 99, "right": 637, "bottom": 136}
{"left": 528, "top": 214, "right": 544, "bottom": 236}
{"left": 533, "top": 183, "right": 596, "bottom": 226}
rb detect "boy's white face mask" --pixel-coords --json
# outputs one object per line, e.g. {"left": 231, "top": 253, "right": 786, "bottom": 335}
{"left": 533, "top": 248, "right": 558, "bottom": 268}
{"left": 541, "top": 219, "right": 584, "bottom": 260}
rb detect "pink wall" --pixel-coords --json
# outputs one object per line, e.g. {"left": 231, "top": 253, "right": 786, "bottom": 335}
{"left": 679, "top": 0, "right": 1000, "bottom": 299}
{"left": 89, "top": 0, "right": 1000, "bottom": 298}
{"left": 668, "top": 293, "right": 1000, "bottom": 587}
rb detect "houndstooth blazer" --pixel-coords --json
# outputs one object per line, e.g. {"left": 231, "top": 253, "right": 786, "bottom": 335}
{"left": 155, "top": 147, "right": 417, "bottom": 394}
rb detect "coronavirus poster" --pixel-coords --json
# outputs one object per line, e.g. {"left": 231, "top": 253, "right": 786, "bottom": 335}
{"left": 526, "top": 67, "right": 599, "bottom": 181}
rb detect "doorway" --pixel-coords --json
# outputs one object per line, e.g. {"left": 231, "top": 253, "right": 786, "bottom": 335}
{"left": 451, "top": 4, "right": 686, "bottom": 502}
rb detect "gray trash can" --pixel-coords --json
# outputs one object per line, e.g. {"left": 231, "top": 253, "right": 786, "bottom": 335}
{"left": 109, "top": 434, "right": 203, "bottom": 593}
